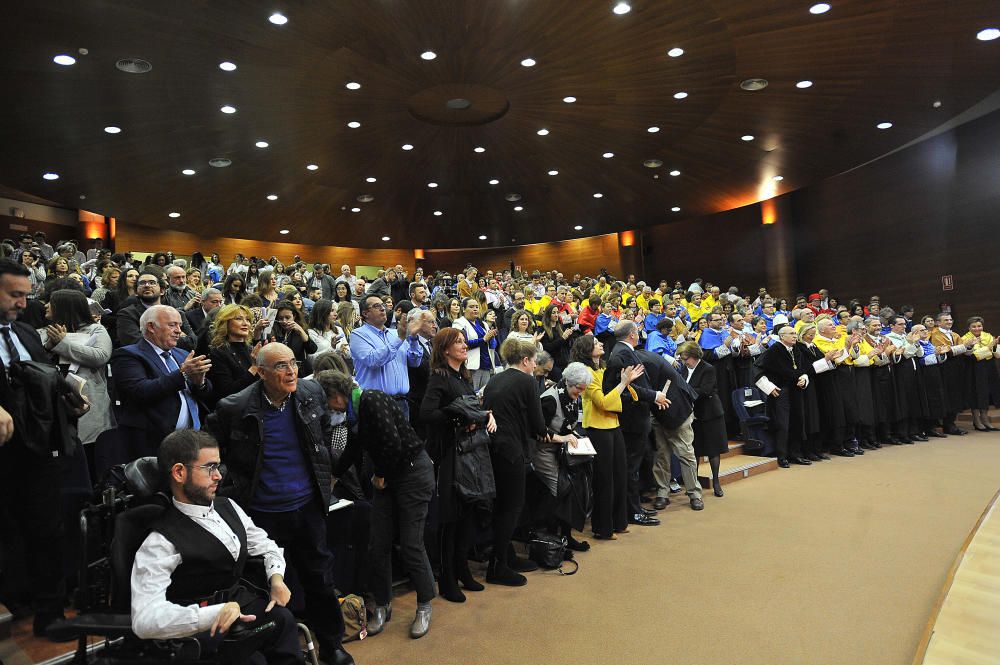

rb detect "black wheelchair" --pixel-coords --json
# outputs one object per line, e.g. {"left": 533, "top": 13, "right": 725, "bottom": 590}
{"left": 49, "top": 457, "right": 320, "bottom": 665}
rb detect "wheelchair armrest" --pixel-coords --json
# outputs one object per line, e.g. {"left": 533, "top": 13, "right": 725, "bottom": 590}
{"left": 47, "top": 613, "right": 136, "bottom": 641}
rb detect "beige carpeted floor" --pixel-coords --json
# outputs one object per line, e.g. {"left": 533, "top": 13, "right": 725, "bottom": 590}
{"left": 348, "top": 434, "right": 1000, "bottom": 665}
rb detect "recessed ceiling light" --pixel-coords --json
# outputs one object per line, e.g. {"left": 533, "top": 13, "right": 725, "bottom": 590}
{"left": 168, "top": 212, "right": 180, "bottom": 218}
{"left": 809, "top": 3, "right": 831, "bottom": 14}
{"left": 613, "top": 2, "right": 631, "bottom": 15}
{"left": 182, "top": 169, "right": 196, "bottom": 176}
{"left": 351, "top": 207, "right": 361, "bottom": 213}
{"left": 548, "top": 170, "right": 559, "bottom": 176}
{"left": 219, "top": 61, "right": 237, "bottom": 72}
{"left": 402, "top": 144, "right": 414, "bottom": 151}
{"left": 279, "top": 229, "right": 289, "bottom": 234}
{"left": 347, "top": 121, "right": 361, "bottom": 128}
{"left": 673, "top": 91, "right": 688, "bottom": 100}
{"left": 876, "top": 121, "right": 893, "bottom": 130}
{"left": 434, "top": 210, "right": 443, "bottom": 216}
{"left": 209, "top": 157, "right": 232, "bottom": 168}
{"left": 104, "top": 126, "right": 121, "bottom": 134}
{"left": 479, "top": 235, "right": 488, "bottom": 240}
{"left": 306, "top": 164, "right": 319, "bottom": 171}
{"left": 489, "top": 179, "right": 499, "bottom": 185}
{"left": 420, "top": 51, "right": 437, "bottom": 60}
{"left": 740, "top": 78, "right": 769, "bottom": 91}
{"left": 381, "top": 236, "right": 390, "bottom": 241}
{"left": 563, "top": 96, "right": 577, "bottom": 103}
{"left": 505, "top": 193, "right": 522, "bottom": 202}
{"left": 53, "top": 54, "right": 76, "bottom": 66}
{"left": 521, "top": 58, "right": 536, "bottom": 67}
{"left": 796, "top": 80, "right": 813, "bottom": 88}
{"left": 977, "top": 28, "right": 999, "bottom": 41}
{"left": 345, "top": 81, "right": 361, "bottom": 90}
{"left": 268, "top": 12, "right": 288, "bottom": 25}
{"left": 366, "top": 176, "right": 377, "bottom": 183}
{"left": 427, "top": 182, "right": 438, "bottom": 188}
{"left": 514, "top": 206, "right": 523, "bottom": 211}
{"left": 474, "top": 146, "right": 485, "bottom": 153}
{"left": 42, "top": 172, "right": 60, "bottom": 181}
{"left": 603, "top": 152, "right": 614, "bottom": 158}
{"left": 671, "top": 206, "right": 681, "bottom": 212}
{"left": 647, "top": 126, "right": 660, "bottom": 133}
{"left": 574, "top": 225, "right": 583, "bottom": 230}
{"left": 667, "top": 47, "right": 684, "bottom": 58}
{"left": 255, "top": 140, "right": 269, "bottom": 148}
{"left": 741, "top": 135, "right": 754, "bottom": 141}
{"left": 669, "top": 170, "right": 681, "bottom": 176}
{"left": 220, "top": 105, "right": 237, "bottom": 114}
{"left": 773, "top": 175, "right": 784, "bottom": 181}
{"left": 932, "top": 100, "right": 942, "bottom": 108}
{"left": 643, "top": 159, "right": 663, "bottom": 168}
{"left": 537, "top": 128, "right": 549, "bottom": 136}
{"left": 593, "top": 193, "right": 603, "bottom": 198}
{"left": 357, "top": 194, "right": 375, "bottom": 203}
{"left": 266, "top": 194, "right": 278, "bottom": 201}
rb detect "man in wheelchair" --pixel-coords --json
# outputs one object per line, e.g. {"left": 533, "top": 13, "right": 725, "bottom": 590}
{"left": 130, "top": 429, "right": 304, "bottom": 664}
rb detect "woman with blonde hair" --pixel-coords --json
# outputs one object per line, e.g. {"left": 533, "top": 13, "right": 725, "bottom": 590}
{"left": 206, "top": 303, "right": 264, "bottom": 403}
{"left": 255, "top": 268, "right": 280, "bottom": 308}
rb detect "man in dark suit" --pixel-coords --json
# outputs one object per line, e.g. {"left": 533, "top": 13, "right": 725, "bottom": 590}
{"left": 184, "top": 287, "right": 223, "bottom": 335}
{"left": 110, "top": 305, "right": 212, "bottom": 461}
{"left": 603, "top": 321, "right": 669, "bottom": 526}
{"left": 0, "top": 259, "right": 69, "bottom": 635}
{"left": 117, "top": 269, "right": 197, "bottom": 349}
{"left": 406, "top": 308, "right": 437, "bottom": 431}
{"left": 636, "top": 348, "right": 704, "bottom": 510}
{"left": 753, "top": 325, "right": 811, "bottom": 468}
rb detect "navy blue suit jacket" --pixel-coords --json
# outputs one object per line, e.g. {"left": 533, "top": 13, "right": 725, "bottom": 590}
{"left": 110, "top": 338, "right": 212, "bottom": 458}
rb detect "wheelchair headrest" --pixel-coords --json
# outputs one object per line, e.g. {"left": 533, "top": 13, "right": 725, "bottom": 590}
{"left": 123, "top": 456, "right": 163, "bottom": 497}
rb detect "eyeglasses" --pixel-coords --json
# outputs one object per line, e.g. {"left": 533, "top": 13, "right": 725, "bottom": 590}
{"left": 187, "top": 462, "right": 226, "bottom": 476}
{"left": 267, "top": 360, "right": 302, "bottom": 373}
{"left": 366, "top": 303, "right": 387, "bottom": 311}
{"left": 137, "top": 279, "right": 159, "bottom": 286}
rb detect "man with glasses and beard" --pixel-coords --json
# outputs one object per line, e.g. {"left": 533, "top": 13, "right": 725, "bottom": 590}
{"left": 117, "top": 268, "right": 197, "bottom": 349}
{"left": 206, "top": 342, "right": 354, "bottom": 665}
{"left": 131, "top": 429, "right": 303, "bottom": 664}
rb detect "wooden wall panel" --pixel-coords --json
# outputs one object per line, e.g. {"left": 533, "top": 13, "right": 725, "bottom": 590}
{"left": 421, "top": 234, "right": 621, "bottom": 278}
{"left": 0, "top": 214, "right": 84, "bottom": 247}
{"left": 115, "top": 223, "right": 415, "bottom": 273}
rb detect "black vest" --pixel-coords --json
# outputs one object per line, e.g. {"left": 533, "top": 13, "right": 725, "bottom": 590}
{"left": 153, "top": 497, "right": 249, "bottom": 606}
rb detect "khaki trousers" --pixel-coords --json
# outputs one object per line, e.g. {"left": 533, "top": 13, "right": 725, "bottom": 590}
{"left": 651, "top": 414, "right": 702, "bottom": 500}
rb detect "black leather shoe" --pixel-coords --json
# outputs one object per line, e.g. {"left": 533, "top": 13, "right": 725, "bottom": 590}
{"left": 791, "top": 457, "right": 812, "bottom": 465}
{"left": 652, "top": 496, "right": 669, "bottom": 510}
{"left": 566, "top": 536, "right": 591, "bottom": 552}
{"left": 690, "top": 497, "right": 704, "bottom": 510}
{"left": 326, "top": 647, "right": 356, "bottom": 665}
{"left": 509, "top": 555, "right": 539, "bottom": 573}
{"left": 641, "top": 507, "right": 658, "bottom": 517}
{"left": 640, "top": 494, "right": 655, "bottom": 503}
{"left": 486, "top": 561, "right": 527, "bottom": 586}
{"left": 927, "top": 430, "right": 947, "bottom": 438}
{"left": 713, "top": 480, "right": 724, "bottom": 497}
{"left": 807, "top": 453, "right": 823, "bottom": 462}
{"left": 912, "top": 434, "right": 928, "bottom": 442}
{"left": 817, "top": 452, "right": 831, "bottom": 460}
{"left": 870, "top": 440, "right": 883, "bottom": 448}
{"left": 900, "top": 436, "right": 914, "bottom": 444}
{"left": 945, "top": 427, "right": 968, "bottom": 436}
{"left": 778, "top": 458, "right": 790, "bottom": 468}
{"left": 832, "top": 448, "right": 854, "bottom": 457}
{"left": 986, "top": 426, "right": 1000, "bottom": 432}
{"left": 629, "top": 513, "right": 661, "bottom": 526}
{"left": 852, "top": 447, "right": 865, "bottom": 455}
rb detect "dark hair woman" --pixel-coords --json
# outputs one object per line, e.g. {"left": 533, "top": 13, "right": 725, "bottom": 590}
{"left": 419, "top": 327, "right": 497, "bottom": 602}
{"left": 539, "top": 303, "right": 573, "bottom": 380}
{"left": 432, "top": 294, "right": 452, "bottom": 330}
{"left": 221, "top": 273, "right": 247, "bottom": 305}
{"left": 270, "top": 301, "right": 317, "bottom": 374}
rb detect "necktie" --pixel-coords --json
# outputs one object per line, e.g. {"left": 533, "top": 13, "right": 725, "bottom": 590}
{"left": 162, "top": 351, "right": 201, "bottom": 429}
{"left": 0, "top": 326, "right": 21, "bottom": 362}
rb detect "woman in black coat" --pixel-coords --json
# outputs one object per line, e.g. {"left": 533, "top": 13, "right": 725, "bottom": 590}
{"left": 676, "top": 342, "right": 728, "bottom": 497}
{"left": 795, "top": 323, "right": 828, "bottom": 461}
{"left": 206, "top": 304, "right": 264, "bottom": 404}
{"left": 420, "top": 327, "right": 496, "bottom": 603}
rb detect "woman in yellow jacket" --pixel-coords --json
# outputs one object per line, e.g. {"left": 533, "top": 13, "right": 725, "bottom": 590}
{"left": 569, "top": 335, "right": 644, "bottom": 540}
{"left": 961, "top": 316, "right": 999, "bottom": 431}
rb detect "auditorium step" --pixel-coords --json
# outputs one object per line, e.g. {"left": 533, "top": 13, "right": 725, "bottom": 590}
{"left": 697, "top": 453, "right": 778, "bottom": 489}
{"left": 720, "top": 441, "right": 744, "bottom": 459}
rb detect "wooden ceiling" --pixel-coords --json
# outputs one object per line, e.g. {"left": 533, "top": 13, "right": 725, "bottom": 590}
{"left": 1, "top": 0, "right": 998, "bottom": 248}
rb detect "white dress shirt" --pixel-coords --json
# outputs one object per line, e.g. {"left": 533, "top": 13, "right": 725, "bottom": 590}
{"left": 0, "top": 324, "right": 32, "bottom": 365}
{"left": 130, "top": 497, "right": 285, "bottom": 640}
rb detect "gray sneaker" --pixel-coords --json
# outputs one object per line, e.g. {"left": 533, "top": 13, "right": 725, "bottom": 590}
{"left": 410, "top": 603, "right": 432, "bottom": 639}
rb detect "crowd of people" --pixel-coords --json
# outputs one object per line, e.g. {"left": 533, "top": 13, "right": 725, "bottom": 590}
{"left": 1, "top": 237, "right": 999, "bottom": 665}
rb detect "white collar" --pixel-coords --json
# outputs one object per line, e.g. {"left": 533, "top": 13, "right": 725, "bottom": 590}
{"left": 172, "top": 496, "right": 215, "bottom": 519}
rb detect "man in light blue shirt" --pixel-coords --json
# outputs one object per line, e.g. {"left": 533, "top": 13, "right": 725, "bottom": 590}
{"left": 349, "top": 295, "right": 424, "bottom": 420}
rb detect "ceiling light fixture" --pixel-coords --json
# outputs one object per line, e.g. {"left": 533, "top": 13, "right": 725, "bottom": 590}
{"left": 255, "top": 140, "right": 269, "bottom": 148}
{"left": 977, "top": 28, "right": 1000, "bottom": 41}
{"left": 267, "top": 194, "right": 278, "bottom": 201}
{"left": 741, "top": 135, "right": 754, "bottom": 141}
{"left": 53, "top": 54, "right": 76, "bottom": 66}
{"left": 574, "top": 225, "right": 584, "bottom": 230}
{"left": 351, "top": 207, "right": 361, "bottom": 213}
{"left": 366, "top": 177, "right": 377, "bottom": 183}
{"left": 613, "top": 2, "right": 631, "bottom": 15}
{"left": 603, "top": 152, "right": 614, "bottom": 158}
{"left": 306, "top": 164, "right": 319, "bottom": 171}
{"left": 209, "top": 158, "right": 232, "bottom": 168}
{"left": 932, "top": 100, "right": 942, "bottom": 108}
{"left": 563, "top": 96, "right": 577, "bottom": 103}
{"left": 474, "top": 146, "right": 485, "bottom": 153}
{"left": 357, "top": 194, "right": 374, "bottom": 203}
{"left": 796, "top": 80, "right": 813, "bottom": 88}
{"left": 669, "top": 170, "right": 681, "bottom": 176}
{"left": 489, "top": 179, "right": 499, "bottom": 185}
{"left": 643, "top": 159, "right": 663, "bottom": 168}
{"left": 381, "top": 236, "right": 390, "bottom": 241}
{"left": 420, "top": 51, "right": 437, "bottom": 60}
{"left": 268, "top": 12, "right": 288, "bottom": 25}
{"left": 220, "top": 105, "right": 237, "bottom": 114}
{"left": 520, "top": 58, "right": 536, "bottom": 67}
{"left": 809, "top": 3, "right": 831, "bottom": 14}
{"left": 479, "top": 235, "right": 488, "bottom": 240}
{"left": 219, "top": 61, "right": 237, "bottom": 71}
{"left": 773, "top": 175, "right": 784, "bottom": 181}
{"left": 548, "top": 170, "right": 559, "bottom": 176}
{"left": 647, "top": 126, "right": 660, "bottom": 133}
{"left": 42, "top": 172, "right": 60, "bottom": 180}
{"left": 182, "top": 169, "right": 196, "bottom": 175}
{"left": 506, "top": 193, "right": 522, "bottom": 202}
{"left": 514, "top": 206, "right": 523, "bottom": 211}
{"left": 347, "top": 121, "right": 361, "bottom": 128}
{"left": 168, "top": 212, "right": 180, "bottom": 218}
{"left": 434, "top": 210, "right": 443, "bottom": 216}
{"left": 104, "top": 126, "right": 121, "bottom": 134}
{"left": 537, "top": 128, "right": 549, "bottom": 136}
{"left": 667, "top": 47, "right": 684, "bottom": 58}
{"left": 671, "top": 206, "right": 681, "bottom": 212}
{"left": 593, "top": 193, "right": 603, "bottom": 199}
{"left": 740, "top": 78, "right": 769, "bottom": 91}
{"left": 673, "top": 91, "right": 688, "bottom": 99}
{"left": 427, "top": 182, "right": 438, "bottom": 188}
{"left": 402, "top": 144, "right": 414, "bottom": 150}
{"left": 279, "top": 229, "right": 289, "bottom": 234}
{"left": 876, "top": 121, "right": 893, "bottom": 129}
{"left": 345, "top": 81, "right": 361, "bottom": 90}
